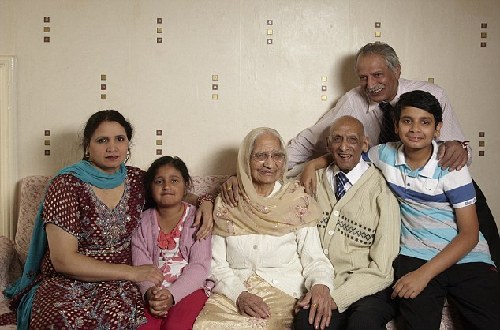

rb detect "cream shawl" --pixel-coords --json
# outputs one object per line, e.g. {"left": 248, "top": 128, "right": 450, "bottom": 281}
{"left": 213, "top": 127, "right": 321, "bottom": 237}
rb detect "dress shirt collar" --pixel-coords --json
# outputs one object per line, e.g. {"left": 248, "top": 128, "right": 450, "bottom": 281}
{"left": 326, "top": 157, "right": 370, "bottom": 190}
{"left": 395, "top": 140, "right": 440, "bottom": 178}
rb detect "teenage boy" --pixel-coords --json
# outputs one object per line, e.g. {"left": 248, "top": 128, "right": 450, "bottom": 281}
{"left": 368, "top": 90, "right": 499, "bottom": 329}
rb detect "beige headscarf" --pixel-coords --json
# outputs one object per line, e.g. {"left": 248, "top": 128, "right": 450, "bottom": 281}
{"left": 213, "top": 127, "right": 321, "bottom": 237}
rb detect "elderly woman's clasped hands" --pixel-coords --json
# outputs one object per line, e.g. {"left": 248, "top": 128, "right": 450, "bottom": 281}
{"left": 236, "top": 283, "right": 334, "bottom": 330}
{"left": 237, "top": 283, "right": 334, "bottom": 329}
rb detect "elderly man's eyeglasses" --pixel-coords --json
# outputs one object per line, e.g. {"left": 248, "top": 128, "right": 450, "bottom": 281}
{"left": 327, "top": 135, "right": 360, "bottom": 145}
{"left": 251, "top": 151, "right": 286, "bottom": 163}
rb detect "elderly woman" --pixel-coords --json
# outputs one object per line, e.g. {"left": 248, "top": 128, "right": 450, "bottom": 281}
{"left": 194, "top": 128, "right": 334, "bottom": 330}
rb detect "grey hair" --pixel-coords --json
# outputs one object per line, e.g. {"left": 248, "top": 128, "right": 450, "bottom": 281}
{"left": 239, "top": 127, "right": 288, "bottom": 177}
{"left": 355, "top": 42, "right": 400, "bottom": 73}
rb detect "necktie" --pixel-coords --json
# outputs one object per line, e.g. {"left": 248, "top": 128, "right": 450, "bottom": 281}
{"left": 379, "top": 102, "right": 399, "bottom": 144}
{"left": 335, "top": 172, "right": 349, "bottom": 200}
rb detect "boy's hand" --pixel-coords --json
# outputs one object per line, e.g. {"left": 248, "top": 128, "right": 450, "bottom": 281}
{"left": 391, "top": 269, "right": 431, "bottom": 299}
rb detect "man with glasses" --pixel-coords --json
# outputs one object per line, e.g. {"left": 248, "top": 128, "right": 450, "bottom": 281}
{"left": 294, "top": 116, "right": 400, "bottom": 330}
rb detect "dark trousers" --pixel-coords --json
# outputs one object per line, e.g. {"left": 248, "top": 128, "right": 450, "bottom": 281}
{"left": 293, "top": 288, "right": 395, "bottom": 330}
{"left": 474, "top": 180, "right": 500, "bottom": 269}
{"left": 395, "top": 255, "right": 500, "bottom": 330}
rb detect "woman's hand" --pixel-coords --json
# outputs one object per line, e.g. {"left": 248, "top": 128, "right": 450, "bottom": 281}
{"left": 146, "top": 287, "right": 174, "bottom": 317}
{"left": 299, "top": 154, "right": 331, "bottom": 196}
{"left": 130, "top": 265, "right": 163, "bottom": 286}
{"left": 300, "top": 162, "right": 319, "bottom": 196}
{"left": 236, "top": 291, "right": 271, "bottom": 318}
{"left": 221, "top": 176, "right": 239, "bottom": 207}
{"left": 194, "top": 200, "right": 214, "bottom": 240}
{"left": 295, "top": 284, "right": 332, "bottom": 330}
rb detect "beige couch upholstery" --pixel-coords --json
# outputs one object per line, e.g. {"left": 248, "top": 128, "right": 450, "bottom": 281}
{"left": 0, "top": 175, "right": 461, "bottom": 329}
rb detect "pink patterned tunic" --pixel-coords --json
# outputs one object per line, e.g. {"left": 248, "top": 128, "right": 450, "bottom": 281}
{"left": 157, "top": 207, "right": 189, "bottom": 287}
{"left": 30, "top": 167, "right": 146, "bottom": 329}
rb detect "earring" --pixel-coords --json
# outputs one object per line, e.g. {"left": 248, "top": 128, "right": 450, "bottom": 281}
{"left": 125, "top": 149, "right": 131, "bottom": 162}
{"left": 84, "top": 151, "right": 90, "bottom": 160}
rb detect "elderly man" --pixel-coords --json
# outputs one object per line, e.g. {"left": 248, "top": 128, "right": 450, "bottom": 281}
{"left": 293, "top": 116, "right": 400, "bottom": 330}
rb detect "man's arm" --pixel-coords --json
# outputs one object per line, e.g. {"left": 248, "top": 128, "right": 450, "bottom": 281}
{"left": 432, "top": 86, "right": 471, "bottom": 167}
{"left": 287, "top": 120, "right": 332, "bottom": 170}
{"left": 435, "top": 90, "right": 467, "bottom": 144}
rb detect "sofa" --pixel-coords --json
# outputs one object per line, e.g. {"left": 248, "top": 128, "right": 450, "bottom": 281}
{"left": 0, "top": 175, "right": 461, "bottom": 329}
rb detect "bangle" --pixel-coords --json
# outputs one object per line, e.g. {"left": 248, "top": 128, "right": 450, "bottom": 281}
{"left": 196, "top": 193, "right": 215, "bottom": 207}
{"left": 460, "top": 140, "right": 470, "bottom": 149}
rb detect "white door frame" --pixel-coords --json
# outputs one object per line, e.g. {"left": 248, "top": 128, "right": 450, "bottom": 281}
{"left": 0, "top": 56, "right": 17, "bottom": 239}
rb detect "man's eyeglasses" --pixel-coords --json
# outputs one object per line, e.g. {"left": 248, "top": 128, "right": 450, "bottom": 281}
{"left": 251, "top": 151, "right": 286, "bottom": 163}
{"left": 327, "top": 135, "right": 360, "bottom": 145}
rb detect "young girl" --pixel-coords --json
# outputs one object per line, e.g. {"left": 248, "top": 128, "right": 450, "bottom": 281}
{"left": 132, "top": 156, "right": 212, "bottom": 330}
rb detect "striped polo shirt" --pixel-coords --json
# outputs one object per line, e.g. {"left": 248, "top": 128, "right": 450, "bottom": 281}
{"left": 368, "top": 141, "right": 493, "bottom": 265}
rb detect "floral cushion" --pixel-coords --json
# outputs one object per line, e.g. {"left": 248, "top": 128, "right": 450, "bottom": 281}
{"left": 14, "top": 176, "right": 52, "bottom": 264}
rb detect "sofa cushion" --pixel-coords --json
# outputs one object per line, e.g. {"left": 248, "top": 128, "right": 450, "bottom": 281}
{"left": 14, "top": 176, "right": 51, "bottom": 264}
{"left": 191, "top": 175, "right": 229, "bottom": 197}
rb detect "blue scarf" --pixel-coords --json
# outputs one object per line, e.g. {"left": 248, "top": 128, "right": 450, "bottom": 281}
{"left": 3, "top": 160, "right": 127, "bottom": 329}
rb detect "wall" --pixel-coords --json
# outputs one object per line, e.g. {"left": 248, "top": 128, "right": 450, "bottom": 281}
{"left": 1, "top": 0, "right": 499, "bottom": 234}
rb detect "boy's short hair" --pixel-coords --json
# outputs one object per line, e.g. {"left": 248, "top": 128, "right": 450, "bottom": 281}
{"left": 394, "top": 90, "right": 443, "bottom": 126}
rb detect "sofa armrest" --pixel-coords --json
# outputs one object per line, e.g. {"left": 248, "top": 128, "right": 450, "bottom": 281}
{"left": 14, "top": 175, "right": 52, "bottom": 264}
{"left": 0, "top": 236, "right": 22, "bottom": 292}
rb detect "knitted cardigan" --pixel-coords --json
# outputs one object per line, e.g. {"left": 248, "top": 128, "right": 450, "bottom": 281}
{"left": 315, "top": 164, "right": 400, "bottom": 313}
